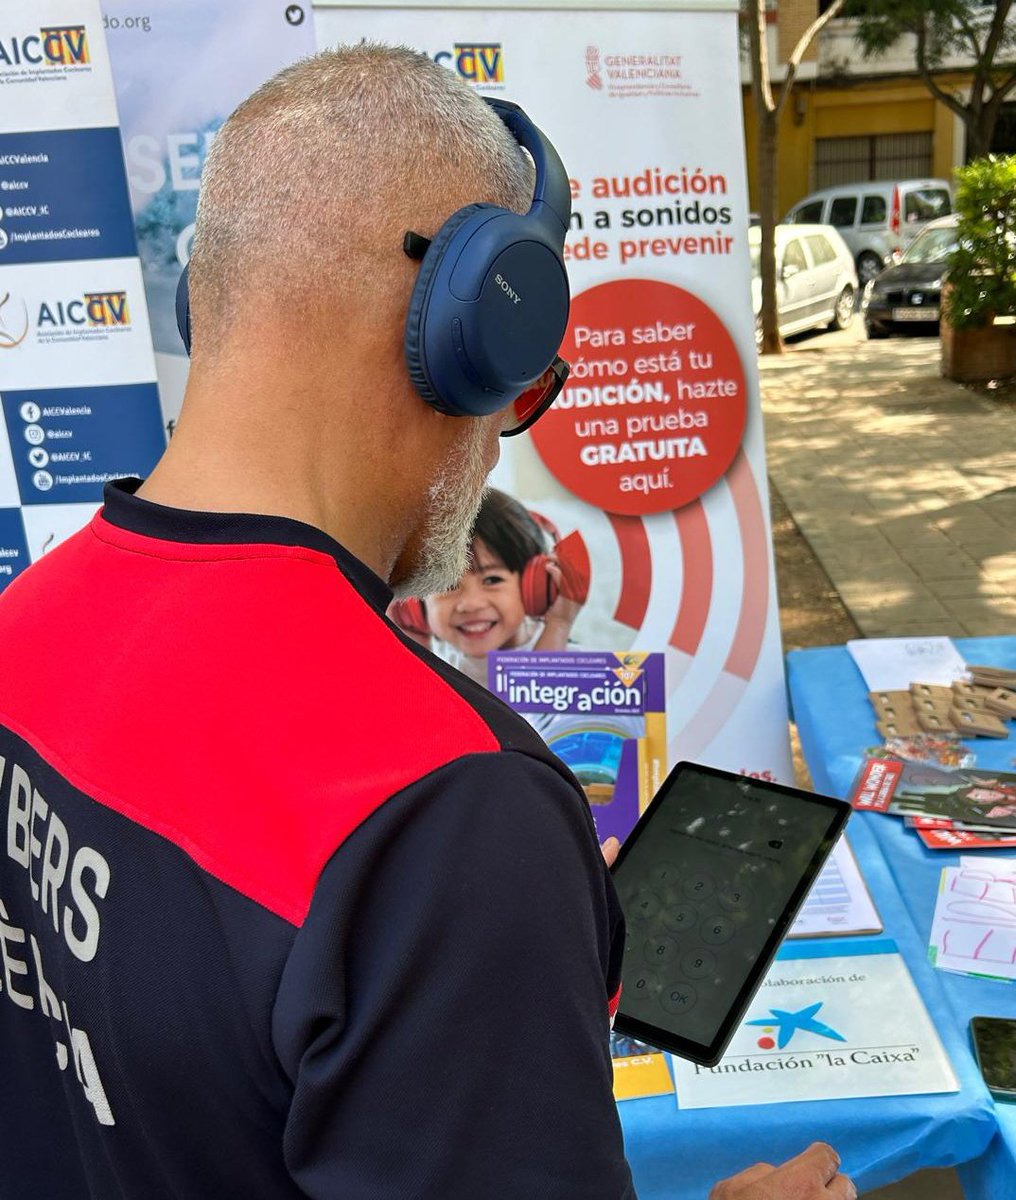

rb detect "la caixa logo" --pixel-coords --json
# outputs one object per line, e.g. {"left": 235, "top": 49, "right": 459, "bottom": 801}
{"left": 747, "top": 1002, "right": 846, "bottom": 1051}
{"left": 0, "top": 26, "right": 91, "bottom": 70}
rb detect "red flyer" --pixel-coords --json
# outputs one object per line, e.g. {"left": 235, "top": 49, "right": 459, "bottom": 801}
{"left": 849, "top": 759, "right": 904, "bottom": 812}
{"left": 917, "top": 827, "right": 1016, "bottom": 850}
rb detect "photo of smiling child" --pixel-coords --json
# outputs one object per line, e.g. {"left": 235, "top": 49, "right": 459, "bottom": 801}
{"left": 388, "top": 488, "right": 590, "bottom": 687}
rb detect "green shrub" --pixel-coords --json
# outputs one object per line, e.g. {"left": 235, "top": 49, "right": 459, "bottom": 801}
{"left": 944, "top": 155, "right": 1016, "bottom": 330}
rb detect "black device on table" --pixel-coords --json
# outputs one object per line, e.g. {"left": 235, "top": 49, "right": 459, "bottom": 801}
{"left": 971, "top": 1016, "right": 1016, "bottom": 1102}
{"left": 609, "top": 761, "right": 851, "bottom": 1067}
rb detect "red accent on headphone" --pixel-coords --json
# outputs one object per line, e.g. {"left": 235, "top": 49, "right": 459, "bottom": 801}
{"left": 520, "top": 554, "right": 556, "bottom": 617}
{"left": 388, "top": 597, "right": 429, "bottom": 636}
{"left": 387, "top": 522, "right": 591, "bottom": 634}
{"left": 556, "top": 529, "right": 592, "bottom": 605}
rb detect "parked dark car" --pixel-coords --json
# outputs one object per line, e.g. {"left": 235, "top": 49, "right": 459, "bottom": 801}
{"left": 862, "top": 215, "right": 958, "bottom": 338}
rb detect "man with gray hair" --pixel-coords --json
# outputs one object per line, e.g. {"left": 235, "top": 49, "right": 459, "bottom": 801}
{"left": 0, "top": 44, "right": 851, "bottom": 1200}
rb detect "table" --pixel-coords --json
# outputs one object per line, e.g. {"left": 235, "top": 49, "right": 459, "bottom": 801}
{"left": 787, "top": 635, "right": 1016, "bottom": 1200}
{"left": 619, "top": 742, "right": 997, "bottom": 1197}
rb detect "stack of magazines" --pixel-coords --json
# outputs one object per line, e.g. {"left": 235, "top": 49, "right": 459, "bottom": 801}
{"left": 850, "top": 757, "right": 1016, "bottom": 851}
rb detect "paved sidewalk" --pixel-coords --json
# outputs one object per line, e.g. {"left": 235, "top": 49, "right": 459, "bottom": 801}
{"left": 760, "top": 326, "right": 1016, "bottom": 638}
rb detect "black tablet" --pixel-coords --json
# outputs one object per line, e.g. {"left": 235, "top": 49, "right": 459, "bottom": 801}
{"left": 610, "top": 761, "right": 850, "bottom": 1067}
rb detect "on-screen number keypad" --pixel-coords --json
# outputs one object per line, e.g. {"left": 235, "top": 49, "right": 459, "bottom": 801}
{"left": 622, "top": 865, "right": 751, "bottom": 1032}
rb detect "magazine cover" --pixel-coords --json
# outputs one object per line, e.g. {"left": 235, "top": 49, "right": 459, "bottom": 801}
{"left": 489, "top": 650, "right": 666, "bottom": 844}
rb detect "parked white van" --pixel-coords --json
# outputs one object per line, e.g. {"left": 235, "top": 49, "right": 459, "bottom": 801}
{"left": 750, "top": 224, "right": 858, "bottom": 345}
{"left": 783, "top": 179, "right": 952, "bottom": 285}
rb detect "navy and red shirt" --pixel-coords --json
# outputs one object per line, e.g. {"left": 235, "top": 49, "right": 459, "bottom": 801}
{"left": 0, "top": 479, "right": 633, "bottom": 1199}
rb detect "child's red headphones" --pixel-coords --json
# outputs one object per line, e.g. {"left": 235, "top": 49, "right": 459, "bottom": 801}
{"left": 389, "top": 516, "right": 590, "bottom": 637}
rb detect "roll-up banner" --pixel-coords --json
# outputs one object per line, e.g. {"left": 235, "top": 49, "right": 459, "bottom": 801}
{"left": 314, "top": 1, "right": 794, "bottom": 779}
{"left": 0, "top": 0, "right": 163, "bottom": 593}
{"left": 101, "top": 1, "right": 317, "bottom": 432}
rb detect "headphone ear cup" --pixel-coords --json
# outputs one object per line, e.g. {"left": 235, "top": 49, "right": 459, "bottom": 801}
{"left": 521, "top": 554, "right": 558, "bottom": 617}
{"left": 553, "top": 531, "right": 591, "bottom": 606}
{"left": 175, "top": 265, "right": 192, "bottom": 356}
{"left": 404, "top": 204, "right": 489, "bottom": 407}
{"left": 388, "top": 597, "right": 430, "bottom": 636}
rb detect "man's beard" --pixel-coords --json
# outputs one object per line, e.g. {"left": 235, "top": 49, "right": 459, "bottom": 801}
{"left": 392, "top": 419, "right": 490, "bottom": 599}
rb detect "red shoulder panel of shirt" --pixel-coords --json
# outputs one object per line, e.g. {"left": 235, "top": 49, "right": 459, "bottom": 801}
{"left": 0, "top": 516, "right": 499, "bottom": 926}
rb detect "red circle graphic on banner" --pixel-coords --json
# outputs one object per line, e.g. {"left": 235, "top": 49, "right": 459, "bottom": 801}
{"left": 530, "top": 279, "right": 747, "bottom": 516}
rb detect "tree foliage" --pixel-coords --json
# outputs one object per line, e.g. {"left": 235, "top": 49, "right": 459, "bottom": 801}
{"left": 850, "top": 0, "right": 1016, "bottom": 158}
{"left": 945, "top": 153, "right": 1016, "bottom": 327}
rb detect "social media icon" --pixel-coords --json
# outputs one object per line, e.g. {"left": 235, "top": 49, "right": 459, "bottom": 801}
{"left": 32, "top": 470, "right": 53, "bottom": 492}
{"left": 28, "top": 447, "right": 48, "bottom": 468}
{"left": 285, "top": 4, "right": 305, "bottom": 23}
{"left": 19, "top": 401, "right": 41, "bottom": 423}
{"left": 24, "top": 424, "right": 44, "bottom": 445}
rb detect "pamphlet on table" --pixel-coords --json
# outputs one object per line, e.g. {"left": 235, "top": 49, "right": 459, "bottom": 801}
{"left": 671, "top": 944, "right": 958, "bottom": 1108}
{"left": 786, "top": 838, "right": 882, "bottom": 939}
{"left": 847, "top": 637, "right": 968, "bottom": 693}
{"left": 929, "top": 858, "right": 1016, "bottom": 983}
{"left": 916, "top": 826, "right": 1016, "bottom": 851}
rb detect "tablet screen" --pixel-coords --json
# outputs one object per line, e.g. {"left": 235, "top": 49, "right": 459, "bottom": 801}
{"left": 610, "top": 762, "right": 849, "bottom": 1065}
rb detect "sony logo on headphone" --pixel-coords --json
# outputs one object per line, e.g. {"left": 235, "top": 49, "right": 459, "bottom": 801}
{"left": 495, "top": 273, "right": 522, "bottom": 305}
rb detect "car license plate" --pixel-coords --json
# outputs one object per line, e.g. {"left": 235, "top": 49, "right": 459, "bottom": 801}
{"left": 892, "top": 306, "right": 939, "bottom": 321}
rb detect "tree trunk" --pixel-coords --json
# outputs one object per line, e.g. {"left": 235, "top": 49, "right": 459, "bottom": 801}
{"left": 965, "top": 104, "right": 997, "bottom": 161}
{"left": 958, "top": 74, "right": 1005, "bottom": 162}
{"left": 758, "top": 107, "right": 783, "bottom": 356}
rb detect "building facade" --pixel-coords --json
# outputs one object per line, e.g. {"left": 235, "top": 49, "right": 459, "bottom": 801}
{"left": 743, "top": 2, "right": 1014, "bottom": 217}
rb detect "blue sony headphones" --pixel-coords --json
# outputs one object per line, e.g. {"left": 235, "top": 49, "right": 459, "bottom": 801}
{"left": 176, "top": 98, "right": 570, "bottom": 428}
{"left": 401, "top": 98, "right": 571, "bottom": 421}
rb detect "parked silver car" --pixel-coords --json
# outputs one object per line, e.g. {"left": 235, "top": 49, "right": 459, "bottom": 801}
{"left": 784, "top": 179, "right": 953, "bottom": 285}
{"left": 750, "top": 224, "right": 858, "bottom": 345}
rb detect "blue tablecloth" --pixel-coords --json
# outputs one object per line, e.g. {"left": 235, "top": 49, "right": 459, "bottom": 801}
{"left": 786, "top": 636, "right": 1016, "bottom": 1200}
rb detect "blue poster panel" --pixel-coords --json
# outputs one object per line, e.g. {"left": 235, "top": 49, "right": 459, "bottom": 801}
{"left": 0, "top": 128, "right": 138, "bottom": 264}
{"left": 1, "top": 384, "right": 165, "bottom": 504}
{"left": 103, "top": 0, "right": 316, "bottom": 422}
{"left": 0, "top": 508, "right": 30, "bottom": 587}
{"left": 0, "top": 0, "right": 162, "bottom": 588}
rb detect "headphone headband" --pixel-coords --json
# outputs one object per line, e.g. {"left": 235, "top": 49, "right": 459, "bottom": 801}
{"left": 483, "top": 98, "right": 571, "bottom": 235}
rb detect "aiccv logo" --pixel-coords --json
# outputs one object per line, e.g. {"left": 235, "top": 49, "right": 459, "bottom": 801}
{"left": 37, "top": 291, "right": 131, "bottom": 330}
{"left": 430, "top": 43, "right": 503, "bottom": 86}
{"left": 0, "top": 290, "right": 29, "bottom": 349}
{"left": 0, "top": 26, "right": 91, "bottom": 69}
{"left": 0, "top": 288, "right": 132, "bottom": 348}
